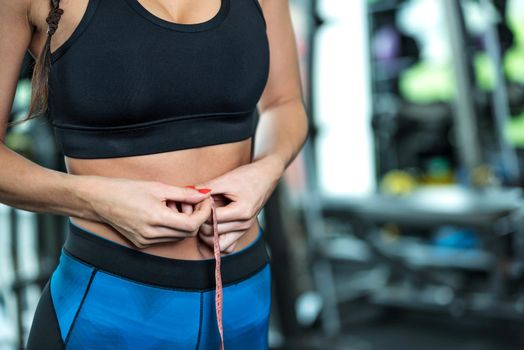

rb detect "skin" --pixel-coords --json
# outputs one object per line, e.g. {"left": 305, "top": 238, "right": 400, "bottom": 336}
{"left": 0, "top": 0, "right": 309, "bottom": 260}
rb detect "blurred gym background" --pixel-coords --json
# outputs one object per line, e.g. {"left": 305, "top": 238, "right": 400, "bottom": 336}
{"left": 3, "top": 0, "right": 524, "bottom": 349}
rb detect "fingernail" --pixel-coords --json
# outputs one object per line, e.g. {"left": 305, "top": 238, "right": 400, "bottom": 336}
{"left": 185, "top": 185, "right": 196, "bottom": 189}
{"left": 197, "top": 188, "right": 212, "bottom": 194}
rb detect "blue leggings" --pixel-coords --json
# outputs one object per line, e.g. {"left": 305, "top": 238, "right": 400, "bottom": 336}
{"left": 26, "top": 220, "right": 272, "bottom": 349}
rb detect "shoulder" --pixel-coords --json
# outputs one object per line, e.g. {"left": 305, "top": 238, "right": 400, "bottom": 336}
{"left": 1, "top": 0, "right": 32, "bottom": 19}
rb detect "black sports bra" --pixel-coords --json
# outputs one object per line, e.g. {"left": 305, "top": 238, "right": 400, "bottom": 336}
{"left": 48, "top": 0, "right": 269, "bottom": 159}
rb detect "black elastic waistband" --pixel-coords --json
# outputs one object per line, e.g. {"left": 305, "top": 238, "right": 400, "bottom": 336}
{"left": 64, "top": 220, "right": 270, "bottom": 291}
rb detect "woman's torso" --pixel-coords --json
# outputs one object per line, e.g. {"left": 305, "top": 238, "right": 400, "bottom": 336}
{"left": 65, "top": 138, "right": 260, "bottom": 260}
{"left": 27, "top": 0, "right": 269, "bottom": 259}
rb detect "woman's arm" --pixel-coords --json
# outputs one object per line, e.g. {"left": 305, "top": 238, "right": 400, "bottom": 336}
{"left": 253, "top": 0, "right": 310, "bottom": 178}
{"left": 0, "top": 0, "right": 95, "bottom": 219}
{"left": 0, "top": 144, "right": 98, "bottom": 219}
{"left": 194, "top": 0, "right": 310, "bottom": 251}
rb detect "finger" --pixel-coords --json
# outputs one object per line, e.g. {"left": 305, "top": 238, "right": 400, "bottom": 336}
{"left": 198, "top": 222, "right": 213, "bottom": 236}
{"left": 199, "top": 220, "right": 250, "bottom": 236}
{"left": 153, "top": 207, "right": 203, "bottom": 234}
{"left": 220, "top": 231, "right": 244, "bottom": 251}
{"left": 198, "top": 232, "right": 214, "bottom": 248}
{"left": 199, "top": 231, "right": 244, "bottom": 252}
{"left": 200, "top": 194, "right": 229, "bottom": 225}
{"left": 133, "top": 236, "right": 184, "bottom": 246}
{"left": 158, "top": 185, "right": 212, "bottom": 204}
{"left": 193, "top": 178, "right": 225, "bottom": 194}
{"left": 213, "top": 201, "right": 250, "bottom": 222}
{"left": 181, "top": 202, "right": 194, "bottom": 215}
{"left": 143, "top": 224, "right": 198, "bottom": 240}
{"left": 120, "top": 229, "right": 185, "bottom": 247}
{"left": 194, "top": 200, "right": 204, "bottom": 211}
{"left": 166, "top": 200, "right": 180, "bottom": 212}
{"left": 188, "top": 197, "right": 213, "bottom": 226}
{"left": 200, "top": 231, "right": 246, "bottom": 250}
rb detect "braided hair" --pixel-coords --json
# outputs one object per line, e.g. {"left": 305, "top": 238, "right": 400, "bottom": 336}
{"left": 8, "top": 0, "right": 63, "bottom": 127}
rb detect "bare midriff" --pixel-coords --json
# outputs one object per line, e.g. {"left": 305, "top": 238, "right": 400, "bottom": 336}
{"left": 65, "top": 136, "right": 260, "bottom": 260}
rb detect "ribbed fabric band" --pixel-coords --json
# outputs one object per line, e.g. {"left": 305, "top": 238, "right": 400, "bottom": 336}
{"left": 64, "top": 219, "right": 269, "bottom": 291}
{"left": 52, "top": 109, "right": 258, "bottom": 159}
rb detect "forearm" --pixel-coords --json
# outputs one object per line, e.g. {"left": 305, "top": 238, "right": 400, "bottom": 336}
{"left": 0, "top": 143, "right": 99, "bottom": 220}
{"left": 253, "top": 97, "right": 309, "bottom": 178}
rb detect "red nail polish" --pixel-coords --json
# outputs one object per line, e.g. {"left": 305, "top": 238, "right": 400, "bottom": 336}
{"left": 185, "top": 185, "right": 196, "bottom": 189}
{"left": 198, "top": 188, "right": 211, "bottom": 194}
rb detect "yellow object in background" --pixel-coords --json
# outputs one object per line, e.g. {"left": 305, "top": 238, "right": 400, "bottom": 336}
{"left": 380, "top": 169, "right": 418, "bottom": 196}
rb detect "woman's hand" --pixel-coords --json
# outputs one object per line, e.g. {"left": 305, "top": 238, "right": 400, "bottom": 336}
{"left": 193, "top": 156, "right": 284, "bottom": 253}
{"left": 85, "top": 176, "right": 213, "bottom": 249}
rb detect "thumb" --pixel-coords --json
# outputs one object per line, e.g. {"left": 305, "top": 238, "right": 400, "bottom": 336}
{"left": 194, "top": 177, "right": 226, "bottom": 195}
{"left": 161, "top": 185, "right": 211, "bottom": 204}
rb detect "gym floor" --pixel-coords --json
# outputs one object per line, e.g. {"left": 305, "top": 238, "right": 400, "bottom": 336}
{"left": 276, "top": 305, "right": 524, "bottom": 350}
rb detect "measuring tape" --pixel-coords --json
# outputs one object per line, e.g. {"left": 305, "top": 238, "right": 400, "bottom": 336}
{"left": 210, "top": 196, "right": 225, "bottom": 350}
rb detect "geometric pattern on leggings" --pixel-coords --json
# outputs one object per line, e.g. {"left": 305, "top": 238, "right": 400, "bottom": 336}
{"left": 199, "top": 263, "right": 272, "bottom": 350}
{"left": 60, "top": 257, "right": 271, "bottom": 349}
{"left": 49, "top": 251, "right": 96, "bottom": 343}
